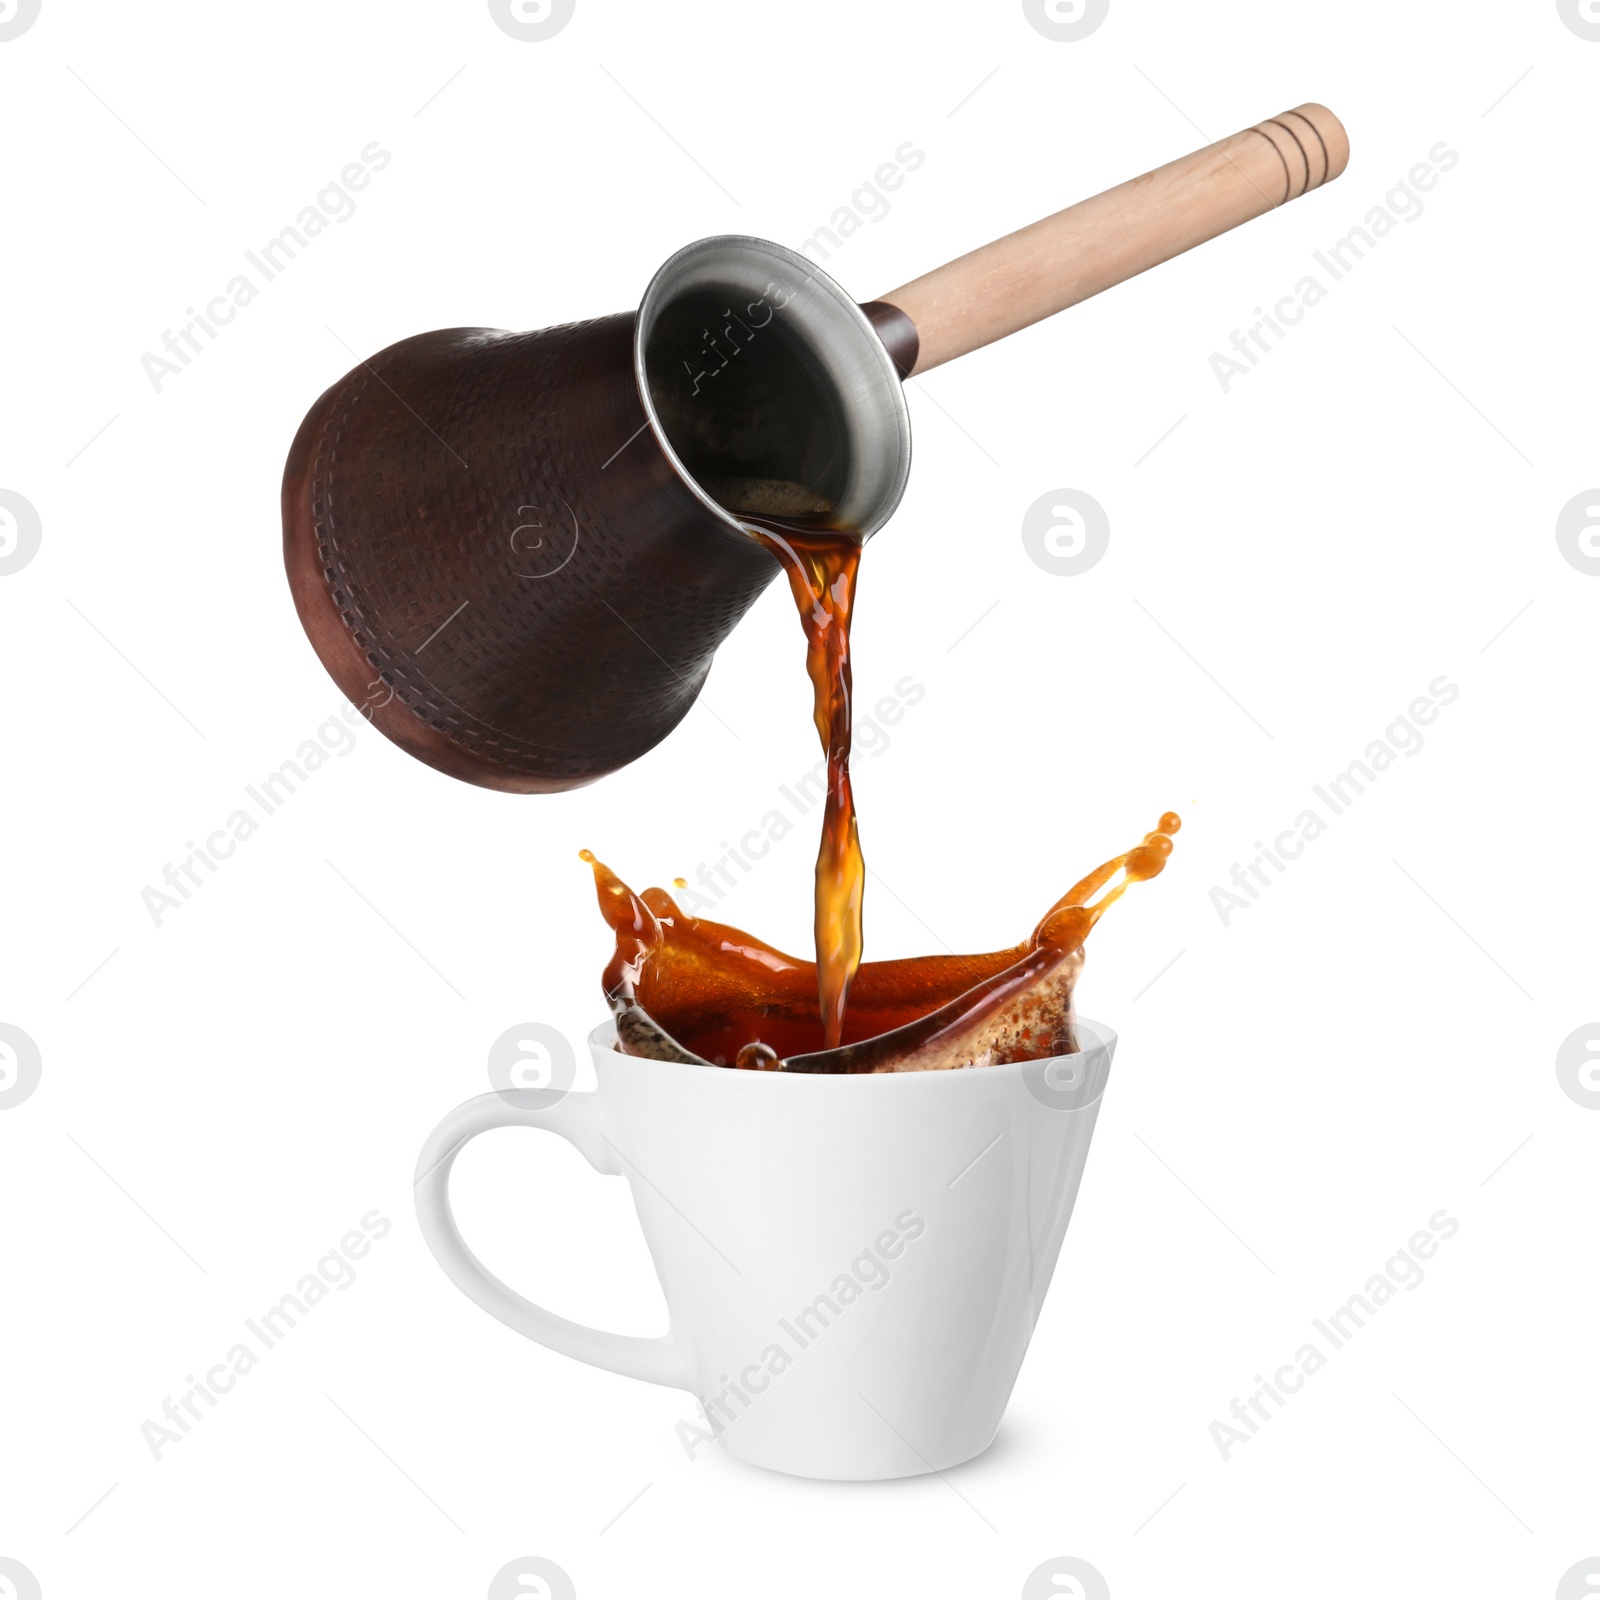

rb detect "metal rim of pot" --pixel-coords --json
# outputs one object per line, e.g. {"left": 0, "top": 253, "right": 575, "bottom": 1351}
{"left": 632, "top": 235, "right": 913, "bottom": 543}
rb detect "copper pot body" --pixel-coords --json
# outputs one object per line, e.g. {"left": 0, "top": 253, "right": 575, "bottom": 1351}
{"left": 283, "top": 239, "right": 913, "bottom": 792}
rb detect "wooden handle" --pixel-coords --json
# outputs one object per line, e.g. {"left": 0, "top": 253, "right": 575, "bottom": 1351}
{"left": 878, "top": 103, "right": 1349, "bottom": 375}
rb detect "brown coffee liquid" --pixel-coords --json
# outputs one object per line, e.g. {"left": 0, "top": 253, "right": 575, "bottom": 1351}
{"left": 581, "top": 811, "right": 1180, "bottom": 1072}
{"left": 583, "top": 483, "right": 1181, "bottom": 1071}
{"left": 742, "top": 519, "right": 864, "bottom": 1050}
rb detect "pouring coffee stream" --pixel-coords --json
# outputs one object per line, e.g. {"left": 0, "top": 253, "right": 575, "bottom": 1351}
{"left": 608, "top": 505, "right": 1174, "bottom": 1062}
{"left": 744, "top": 520, "right": 864, "bottom": 1049}
{"left": 282, "top": 105, "right": 1347, "bottom": 1056}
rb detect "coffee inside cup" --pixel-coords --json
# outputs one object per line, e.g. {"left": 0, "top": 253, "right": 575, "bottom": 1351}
{"left": 584, "top": 809, "right": 1177, "bottom": 1074}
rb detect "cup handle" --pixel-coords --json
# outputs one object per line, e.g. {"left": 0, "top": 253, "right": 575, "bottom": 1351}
{"left": 413, "top": 1091, "right": 689, "bottom": 1390}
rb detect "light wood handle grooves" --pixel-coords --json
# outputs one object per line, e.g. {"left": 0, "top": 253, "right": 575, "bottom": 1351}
{"left": 878, "top": 103, "right": 1350, "bottom": 375}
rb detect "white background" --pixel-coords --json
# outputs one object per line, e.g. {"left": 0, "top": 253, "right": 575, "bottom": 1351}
{"left": 3, "top": 1, "right": 1597, "bottom": 1596}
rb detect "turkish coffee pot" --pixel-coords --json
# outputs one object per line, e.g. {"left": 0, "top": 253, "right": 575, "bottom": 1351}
{"left": 283, "top": 105, "right": 1347, "bottom": 791}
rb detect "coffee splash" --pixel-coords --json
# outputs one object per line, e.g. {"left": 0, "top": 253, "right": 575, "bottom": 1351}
{"left": 581, "top": 812, "right": 1179, "bottom": 1075}
{"left": 584, "top": 481, "right": 1179, "bottom": 1074}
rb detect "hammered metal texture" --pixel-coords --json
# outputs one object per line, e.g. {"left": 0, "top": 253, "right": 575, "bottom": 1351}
{"left": 283, "top": 313, "right": 778, "bottom": 791}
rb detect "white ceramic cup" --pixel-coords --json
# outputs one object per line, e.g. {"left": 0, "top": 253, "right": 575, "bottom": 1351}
{"left": 414, "top": 1018, "right": 1116, "bottom": 1481}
